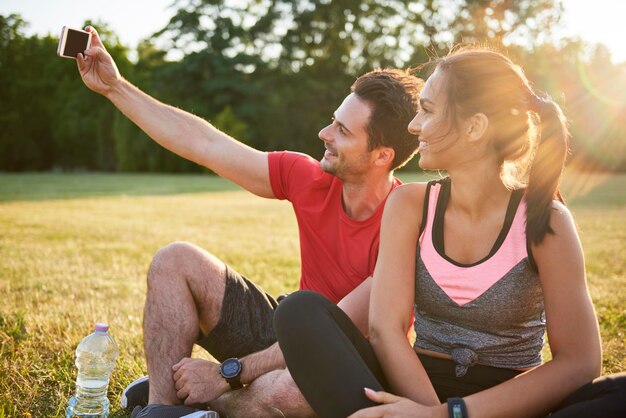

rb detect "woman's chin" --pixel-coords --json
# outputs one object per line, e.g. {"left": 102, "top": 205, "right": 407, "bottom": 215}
{"left": 418, "top": 157, "right": 436, "bottom": 171}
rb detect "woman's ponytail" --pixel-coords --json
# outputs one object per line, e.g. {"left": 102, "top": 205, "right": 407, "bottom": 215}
{"left": 526, "top": 94, "right": 570, "bottom": 245}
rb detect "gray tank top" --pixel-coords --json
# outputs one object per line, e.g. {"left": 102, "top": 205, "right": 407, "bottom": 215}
{"left": 414, "top": 179, "right": 545, "bottom": 376}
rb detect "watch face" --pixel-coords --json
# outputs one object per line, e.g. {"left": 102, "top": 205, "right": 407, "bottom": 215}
{"left": 221, "top": 358, "right": 241, "bottom": 378}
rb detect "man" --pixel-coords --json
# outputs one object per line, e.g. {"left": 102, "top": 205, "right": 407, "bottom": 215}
{"left": 76, "top": 26, "right": 421, "bottom": 418}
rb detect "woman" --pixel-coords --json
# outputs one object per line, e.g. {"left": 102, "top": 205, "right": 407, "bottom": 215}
{"left": 274, "top": 47, "right": 626, "bottom": 418}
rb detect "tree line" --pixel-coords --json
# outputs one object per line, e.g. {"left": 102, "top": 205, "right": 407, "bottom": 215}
{"left": 1, "top": 0, "right": 624, "bottom": 173}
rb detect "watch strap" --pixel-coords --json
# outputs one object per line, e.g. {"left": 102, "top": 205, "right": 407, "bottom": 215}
{"left": 447, "top": 397, "right": 468, "bottom": 418}
{"left": 226, "top": 378, "right": 243, "bottom": 390}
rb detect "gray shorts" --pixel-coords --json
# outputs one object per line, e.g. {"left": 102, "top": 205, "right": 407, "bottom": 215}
{"left": 196, "top": 265, "right": 279, "bottom": 361}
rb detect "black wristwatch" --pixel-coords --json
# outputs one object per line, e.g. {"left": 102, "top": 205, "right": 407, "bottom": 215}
{"left": 220, "top": 357, "right": 243, "bottom": 390}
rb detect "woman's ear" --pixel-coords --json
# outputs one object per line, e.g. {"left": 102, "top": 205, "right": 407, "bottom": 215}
{"left": 465, "top": 113, "right": 489, "bottom": 142}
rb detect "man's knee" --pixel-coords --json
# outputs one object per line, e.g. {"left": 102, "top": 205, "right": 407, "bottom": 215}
{"left": 270, "top": 369, "right": 307, "bottom": 402}
{"left": 148, "top": 241, "right": 191, "bottom": 280}
{"left": 253, "top": 369, "right": 313, "bottom": 417}
{"left": 147, "top": 241, "right": 222, "bottom": 286}
{"left": 151, "top": 241, "right": 198, "bottom": 271}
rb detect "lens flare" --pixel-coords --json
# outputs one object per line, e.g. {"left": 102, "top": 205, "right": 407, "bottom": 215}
{"left": 576, "top": 58, "right": 625, "bottom": 107}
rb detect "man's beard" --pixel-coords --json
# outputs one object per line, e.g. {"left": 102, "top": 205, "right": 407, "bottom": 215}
{"left": 320, "top": 157, "right": 337, "bottom": 175}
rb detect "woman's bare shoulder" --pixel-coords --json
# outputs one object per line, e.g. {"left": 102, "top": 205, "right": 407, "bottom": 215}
{"left": 385, "top": 182, "right": 430, "bottom": 226}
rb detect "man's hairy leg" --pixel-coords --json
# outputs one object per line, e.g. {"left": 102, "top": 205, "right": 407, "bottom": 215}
{"left": 211, "top": 368, "right": 315, "bottom": 418}
{"left": 143, "top": 241, "right": 227, "bottom": 405}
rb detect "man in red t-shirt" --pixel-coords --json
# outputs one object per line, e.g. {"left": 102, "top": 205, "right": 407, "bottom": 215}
{"left": 77, "top": 26, "right": 421, "bottom": 418}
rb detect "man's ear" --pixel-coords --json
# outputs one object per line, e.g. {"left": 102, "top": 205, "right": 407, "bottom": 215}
{"left": 465, "top": 113, "right": 489, "bottom": 142}
{"left": 374, "top": 147, "right": 395, "bottom": 168}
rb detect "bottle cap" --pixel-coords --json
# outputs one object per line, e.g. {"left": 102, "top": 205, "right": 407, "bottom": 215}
{"left": 95, "top": 323, "right": 109, "bottom": 333}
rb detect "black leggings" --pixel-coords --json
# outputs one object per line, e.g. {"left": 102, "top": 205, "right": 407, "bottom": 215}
{"left": 274, "top": 290, "right": 626, "bottom": 418}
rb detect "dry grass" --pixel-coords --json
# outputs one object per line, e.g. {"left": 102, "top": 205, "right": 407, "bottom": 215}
{"left": 0, "top": 171, "right": 623, "bottom": 417}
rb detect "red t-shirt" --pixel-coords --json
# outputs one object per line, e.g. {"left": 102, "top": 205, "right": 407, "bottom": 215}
{"left": 268, "top": 151, "right": 401, "bottom": 303}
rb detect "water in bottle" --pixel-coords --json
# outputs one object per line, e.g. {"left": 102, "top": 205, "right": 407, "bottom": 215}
{"left": 66, "top": 323, "right": 119, "bottom": 418}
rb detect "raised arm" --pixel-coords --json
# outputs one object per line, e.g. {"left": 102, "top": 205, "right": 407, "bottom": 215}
{"left": 76, "top": 26, "right": 273, "bottom": 198}
{"left": 368, "top": 183, "right": 440, "bottom": 406}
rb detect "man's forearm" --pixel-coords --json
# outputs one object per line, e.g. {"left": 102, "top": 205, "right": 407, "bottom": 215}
{"left": 106, "top": 78, "right": 217, "bottom": 167}
{"left": 103, "top": 78, "right": 273, "bottom": 196}
{"left": 240, "top": 342, "right": 285, "bottom": 384}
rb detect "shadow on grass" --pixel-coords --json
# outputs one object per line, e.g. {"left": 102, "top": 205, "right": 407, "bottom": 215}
{"left": 0, "top": 173, "right": 241, "bottom": 202}
{"left": 1, "top": 171, "right": 624, "bottom": 209}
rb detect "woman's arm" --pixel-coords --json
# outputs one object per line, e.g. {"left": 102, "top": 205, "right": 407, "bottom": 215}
{"left": 462, "top": 202, "right": 602, "bottom": 417}
{"left": 353, "top": 201, "right": 601, "bottom": 418}
{"left": 369, "top": 183, "right": 440, "bottom": 406}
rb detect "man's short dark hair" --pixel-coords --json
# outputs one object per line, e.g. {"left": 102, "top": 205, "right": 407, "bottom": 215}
{"left": 352, "top": 69, "right": 422, "bottom": 170}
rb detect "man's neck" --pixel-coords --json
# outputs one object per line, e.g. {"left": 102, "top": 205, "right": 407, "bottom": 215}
{"left": 341, "top": 172, "right": 395, "bottom": 221}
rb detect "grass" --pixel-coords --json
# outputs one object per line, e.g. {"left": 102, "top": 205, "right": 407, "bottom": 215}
{"left": 0, "top": 170, "right": 624, "bottom": 417}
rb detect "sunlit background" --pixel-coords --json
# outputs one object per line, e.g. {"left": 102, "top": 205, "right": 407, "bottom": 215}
{"left": 2, "top": 0, "right": 626, "bottom": 62}
{"left": 559, "top": 0, "right": 626, "bottom": 63}
{"left": 0, "top": 3, "right": 624, "bottom": 417}
{"left": 0, "top": 0, "right": 624, "bottom": 182}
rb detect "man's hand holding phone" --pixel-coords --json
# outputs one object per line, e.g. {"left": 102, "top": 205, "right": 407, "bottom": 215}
{"left": 75, "top": 26, "right": 122, "bottom": 97}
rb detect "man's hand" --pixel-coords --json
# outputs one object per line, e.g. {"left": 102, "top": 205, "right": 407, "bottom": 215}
{"left": 172, "top": 358, "right": 231, "bottom": 406}
{"left": 348, "top": 388, "right": 446, "bottom": 418}
{"left": 76, "top": 26, "right": 121, "bottom": 96}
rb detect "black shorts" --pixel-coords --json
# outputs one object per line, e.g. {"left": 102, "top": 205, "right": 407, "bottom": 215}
{"left": 196, "top": 265, "right": 279, "bottom": 361}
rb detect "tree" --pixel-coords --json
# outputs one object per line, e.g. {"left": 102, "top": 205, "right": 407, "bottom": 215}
{"left": 3, "top": 0, "right": 624, "bottom": 172}
{"left": 0, "top": 15, "right": 64, "bottom": 170}
{"left": 452, "top": 0, "right": 565, "bottom": 48}
{"left": 150, "top": 0, "right": 568, "bottom": 159}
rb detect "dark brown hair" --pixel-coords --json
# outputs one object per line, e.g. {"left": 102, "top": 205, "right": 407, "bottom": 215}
{"left": 433, "top": 47, "right": 570, "bottom": 244}
{"left": 352, "top": 69, "right": 423, "bottom": 170}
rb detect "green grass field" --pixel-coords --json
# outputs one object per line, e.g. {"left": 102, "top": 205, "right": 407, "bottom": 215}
{"left": 0, "top": 171, "right": 624, "bottom": 417}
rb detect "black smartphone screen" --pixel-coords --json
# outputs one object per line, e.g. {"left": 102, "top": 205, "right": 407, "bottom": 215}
{"left": 64, "top": 29, "right": 90, "bottom": 58}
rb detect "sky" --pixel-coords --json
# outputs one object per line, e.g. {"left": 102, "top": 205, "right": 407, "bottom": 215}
{"left": 1, "top": 0, "right": 625, "bottom": 63}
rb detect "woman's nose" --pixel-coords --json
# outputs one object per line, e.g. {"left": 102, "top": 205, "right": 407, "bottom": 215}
{"left": 407, "top": 114, "right": 421, "bottom": 135}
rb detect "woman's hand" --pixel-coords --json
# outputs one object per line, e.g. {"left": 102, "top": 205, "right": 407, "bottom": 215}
{"left": 348, "top": 388, "right": 446, "bottom": 418}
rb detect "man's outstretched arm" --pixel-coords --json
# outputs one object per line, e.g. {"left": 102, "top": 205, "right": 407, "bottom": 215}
{"left": 76, "top": 26, "right": 273, "bottom": 198}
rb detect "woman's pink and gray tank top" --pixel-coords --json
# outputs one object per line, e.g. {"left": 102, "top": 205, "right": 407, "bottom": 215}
{"left": 414, "top": 178, "right": 545, "bottom": 376}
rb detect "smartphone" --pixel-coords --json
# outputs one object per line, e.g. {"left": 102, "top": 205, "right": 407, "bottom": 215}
{"left": 57, "top": 26, "right": 91, "bottom": 59}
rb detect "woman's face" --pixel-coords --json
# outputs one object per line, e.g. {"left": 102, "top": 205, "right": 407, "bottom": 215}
{"left": 408, "top": 69, "right": 464, "bottom": 170}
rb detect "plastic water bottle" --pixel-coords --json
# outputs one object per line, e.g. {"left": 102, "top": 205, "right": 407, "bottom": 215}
{"left": 66, "top": 323, "right": 119, "bottom": 418}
